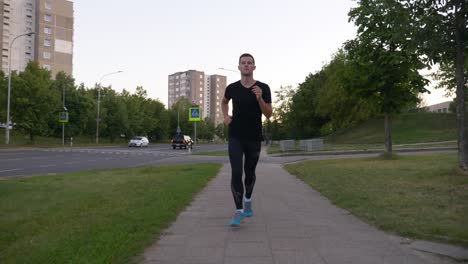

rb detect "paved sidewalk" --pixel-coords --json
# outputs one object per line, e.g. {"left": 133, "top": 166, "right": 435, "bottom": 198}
{"left": 141, "top": 157, "right": 458, "bottom": 264}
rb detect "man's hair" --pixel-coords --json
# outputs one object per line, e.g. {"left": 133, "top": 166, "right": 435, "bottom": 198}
{"left": 239, "top": 53, "right": 255, "bottom": 65}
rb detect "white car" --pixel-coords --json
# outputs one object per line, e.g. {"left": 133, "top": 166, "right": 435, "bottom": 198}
{"left": 128, "top": 136, "right": 149, "bottom": 147}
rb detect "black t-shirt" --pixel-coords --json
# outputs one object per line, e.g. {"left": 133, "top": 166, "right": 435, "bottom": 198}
{"left": 224, "top": 80, "right": 272, "bottom": 141}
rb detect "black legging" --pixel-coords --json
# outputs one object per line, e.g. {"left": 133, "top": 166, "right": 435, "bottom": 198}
{"left": 228, "top": 138, "right": 261, "bottom": 210}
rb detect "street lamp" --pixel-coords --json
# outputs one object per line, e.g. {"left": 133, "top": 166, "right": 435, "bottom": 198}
{"left": 5, "top": 31, "right": 35, "bottom": 144}
{"left": 96, "top": 70, "right": 123, "bottom": 144}
{"left": 218, "top": 67, "right": 237, "bottom": 73}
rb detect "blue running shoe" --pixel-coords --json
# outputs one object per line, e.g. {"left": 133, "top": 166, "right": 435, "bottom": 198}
{"left": 230, "top": 211, "right": 244, "bottom": 226}
{"left": 244, "top": 200, "right": 253, "bottom": 217}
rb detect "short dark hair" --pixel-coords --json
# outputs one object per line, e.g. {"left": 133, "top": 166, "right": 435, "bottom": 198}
{"left": 239, "top": 53, "right": 255, "bottom": 65}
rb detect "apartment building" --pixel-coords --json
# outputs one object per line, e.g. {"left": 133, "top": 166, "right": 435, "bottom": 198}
{"left": 426, "top": 101, "right": 452, "bottom": 113}
{"left": 168, "top": 70, "right": 227, "bottom": 125}
{"left": 207, "top": 74, "right": 227, "bottom": 125}
{"left": 0, "top": 0, "right": 73, "bottom": 76}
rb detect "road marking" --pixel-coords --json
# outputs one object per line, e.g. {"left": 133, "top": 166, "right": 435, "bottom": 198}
{"left": 0, "top": 168, "right": 23, "bottom": 173}
{"left": 64, "top": 161, "right": 79, "bottom": 165}
{"left": 39, "top": 164, "right": 56, "bottom": 168}
{"left": 0, "top": 152, "right": 24, "bottom": 155}
{"left": 6, "top": 158, "right": 22, "bottom": 161}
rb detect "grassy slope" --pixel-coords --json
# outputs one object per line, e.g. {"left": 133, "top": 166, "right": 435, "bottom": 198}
{"left": 325, "top": 113, "right": 457, "bottom": 144}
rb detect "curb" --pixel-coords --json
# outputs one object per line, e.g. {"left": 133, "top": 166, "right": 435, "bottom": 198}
{"left": 269, "top": 147, "right": 457, "bottom": 157}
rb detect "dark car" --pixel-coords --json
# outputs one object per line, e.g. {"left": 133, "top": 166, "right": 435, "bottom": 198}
{"left": 171, "top": 134, "right": 193, "bottom": 149}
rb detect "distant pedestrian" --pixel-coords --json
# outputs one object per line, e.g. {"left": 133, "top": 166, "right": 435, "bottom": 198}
{"left": 221, "top": 53, "right": 272, "bottom": 226}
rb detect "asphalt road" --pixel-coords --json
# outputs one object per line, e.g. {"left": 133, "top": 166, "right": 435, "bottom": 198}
{"left": 0, "top": 143, "right": 229, "bottom": 178}
{"left": 1, "top": 143, "right": 451, "bottom": 179}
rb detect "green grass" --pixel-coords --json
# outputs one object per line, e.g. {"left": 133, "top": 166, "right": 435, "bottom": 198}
{"left": 284, "top": 153, "right": 468, "bottom": 246}
{"left": 326, "top": 113, "right": 457, "bottom": 144}
{"left": 0, "top": 163, "right": 222, "bottom": 263}
{"left": 192, "top": 150, "right": 228, "bottom": 156}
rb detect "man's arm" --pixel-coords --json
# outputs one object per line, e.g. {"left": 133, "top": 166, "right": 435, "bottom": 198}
{"left": 252, "top": 86, "right": 272, "bottom": 119}
{"left": 258, "top": 98, "right": 272, "bottom": 119}
{"left": 221, "top": 97, "right": 232, "bottom": 124}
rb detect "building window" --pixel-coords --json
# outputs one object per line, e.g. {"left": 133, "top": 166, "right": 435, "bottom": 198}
{"left": 44, "top": 39, "right": 51, "bottom": 46}
{"left": 45, "top": 2, "right": 52, "bottom": 9}
{"left": 43, "top": 64, "right": 51, "bottom": 71}
{"left": 44, "top": 14, "right": 52, "bottom": 22}
{"left": 44, "top": 27, "right": 52, "bottom": 34}
{"left": 43, "top": 52, "right": 51, "bottom": 59}
{"left": 199, "top": 94, "right": 202, "bottom": 98}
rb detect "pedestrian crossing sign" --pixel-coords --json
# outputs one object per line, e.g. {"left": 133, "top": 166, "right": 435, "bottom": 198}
{"left": 59, "top": 112, "right": 68, "bottom": 123}
{"left": 189, "top": 107, "right": 201, "bottom": 122}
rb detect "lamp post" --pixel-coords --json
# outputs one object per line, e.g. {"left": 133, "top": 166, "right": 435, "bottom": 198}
{"left": 62, "top": 86, "right": 67, "bottom": 146}
{"left": 218, "top": 67, "right": 237, "bottom": 73}
{"left": 96, "top": 70, "right": 123, "bottom": 144}
{"left": 5, "top": 31, "right": 35, "bottom": 144}
{"left": 177, "top": 108, "right": 181, "bottom": 134}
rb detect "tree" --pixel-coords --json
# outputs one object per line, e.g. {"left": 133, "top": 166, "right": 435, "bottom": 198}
{"left": 0, "top": 71, "right": 7, "bottom": 122}
{"left": 143, "top": 98, "right": 169, "bottom": 141}
{"left": 313, "top": 50, "right": 379, "bottom": 134}
{"left": 287, "top": 72, "right": 331, "bottom": 139}
{"left": 99, "top": 87, "right": 128, "bottom": 143}
{"left": 215, "top": 123, "right": 227, "bottom": 141}
{"left": 50, "top": 71, "right": 76, "bottom": 139}
{"left": 11, "top": 62, "right": 58, "bottom": 142}
{"left": 406, "top": 0, "right": 467, "bottom": 169}
{"left": 121, "top": 87, "right": 146, "bottom": 139}
{"left": 196, "top": 117, "right": 215, "bottom": 140}
{"left": 65, "top": 83, "right": 96, "bottom": 138}
{"left": 169, "top": 97, "right": 192, "bottom": 136}
{"left": 347, "top": 0, "right": 429, "bottom": 153}
{"left": 270, "top": 85, "right": 295, "bottom": 140}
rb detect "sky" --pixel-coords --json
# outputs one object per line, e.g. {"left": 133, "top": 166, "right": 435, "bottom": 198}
{"left": 72, "top": 0, "right": 452, "bottom": 108}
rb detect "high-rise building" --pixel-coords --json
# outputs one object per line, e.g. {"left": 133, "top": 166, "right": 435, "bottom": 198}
{"left": 0, "top": 0, "right": 73, "bottom": 77}
{"left": 207, "top": 74, "right": 227, "bottom": 125}
{"left": 168, "top": 70, "right": 226, "bottom": 125}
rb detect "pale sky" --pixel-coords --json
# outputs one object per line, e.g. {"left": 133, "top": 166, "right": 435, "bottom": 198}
{"left": 72, "top": 0, "right": 452, "bottom": 108}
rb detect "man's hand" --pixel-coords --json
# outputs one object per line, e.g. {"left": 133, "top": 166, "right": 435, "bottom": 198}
{"left": 252, "top": 86, "right": 263, "bottom": 101}
{"left": 224, "top": 115, "right": 232, "bottom": 125}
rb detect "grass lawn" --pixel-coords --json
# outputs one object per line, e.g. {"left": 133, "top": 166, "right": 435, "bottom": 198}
{"left": 326, "top": 113, "right": 456, "bottom": 144}
{"left": 192, "top": 150, "right": 228, "bottom": 156}
{"left": 0, "top": 163, "right": 222, "bottom": 263}
{"left": 284, "top": 153, "right": 468, "bottom": 247}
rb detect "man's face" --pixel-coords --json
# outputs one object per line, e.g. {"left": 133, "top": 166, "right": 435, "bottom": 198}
{"left": 238, "top": 56, "right": 256, "bottom": 76}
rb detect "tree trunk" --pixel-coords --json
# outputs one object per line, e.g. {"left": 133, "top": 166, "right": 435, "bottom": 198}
{"left": 384, "top": 113, "right": 392, "bottom": 153}
{"left": 455, "top": 0, "right": 468, "bottom": 170}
